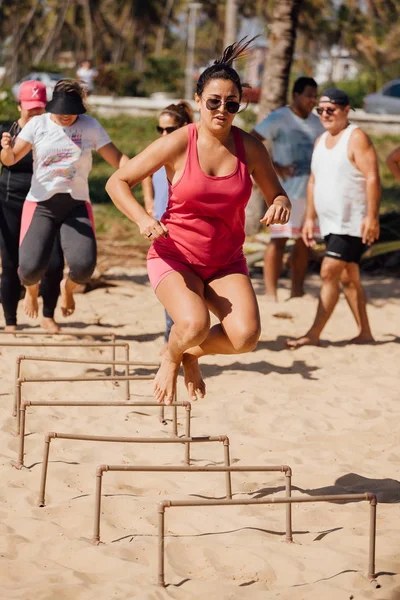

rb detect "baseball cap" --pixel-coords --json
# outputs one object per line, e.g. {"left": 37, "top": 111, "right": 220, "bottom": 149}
{"left": 319, "top": 87, "right": 350, "bottom": 106}
{"left": 18, "top": 80, "right": 47, "bottom": 109}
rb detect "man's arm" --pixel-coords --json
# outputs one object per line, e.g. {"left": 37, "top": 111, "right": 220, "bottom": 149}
{"left": 302, "top": 172, "right": 317, "bottom": 247}
{"left": 349, "top": 129, "right": 381, "bottom": 244}
{"left": 250, "top": 124, "right": 296, "bottom": 181}
{"left": 386, "top": 146, "right": 400, "bottom": 181}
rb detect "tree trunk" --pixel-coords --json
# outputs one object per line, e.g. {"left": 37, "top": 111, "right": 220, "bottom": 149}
{"left": 33, "top": 0, "right": 72, "bottom": 66}
{"left": 154, "top": 0, "right": 174, "bottom": 56}
{"left": 246, "top": 0, "right": 303, "bottom": 235}
{"left": 259, "top": 0, "right": 303, "bottom": 119}
{"left": 82, "top": 0, "right": 94, "bottom": 60}
{"left": 223, "top": 0, "right": 237, "bottom": 48}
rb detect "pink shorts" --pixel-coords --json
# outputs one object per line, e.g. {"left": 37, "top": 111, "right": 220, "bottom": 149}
{"left": 147, "top": 253, "right": 249, "bottom": 292}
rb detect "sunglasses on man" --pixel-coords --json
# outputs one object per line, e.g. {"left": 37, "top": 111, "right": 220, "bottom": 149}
{"left": 316, "top": 106, "right": 339, "bottom": 116}
{"left": 204, "top": 98, "right": 241, "bottom": 114}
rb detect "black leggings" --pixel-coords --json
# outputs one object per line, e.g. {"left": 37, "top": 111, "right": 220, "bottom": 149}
{"left": 19, "top": 193, "right": 96, "bottom": 288}
{"left": 0, "top": 197, "right": 64, "bottom": 325}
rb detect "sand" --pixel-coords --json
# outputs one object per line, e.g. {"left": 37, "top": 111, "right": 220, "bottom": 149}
{"left": 0, "top": 267, "right": 399, "bottom": 599}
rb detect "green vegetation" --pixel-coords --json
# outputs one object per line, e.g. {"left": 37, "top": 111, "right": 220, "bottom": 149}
{"left": 89, "top": 116, "right": 400, "bottom": 214}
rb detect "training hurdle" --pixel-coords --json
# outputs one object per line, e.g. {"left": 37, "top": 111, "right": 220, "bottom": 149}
{"left": 157, "top": 493, "right": 378, "bottom": 587}
{"left": 2, "top": 330, "right": 119, "bottom": 375}
{"left": 38, "top": 432, "right": 230, "bottom": 507}
{"left": 92, "top": 464, "right": 293, "bottom": 545}
{"left": 11, "top": 341, "right": 130, "bottom": 419}
{"left": 14, "top": 355, "right": 160, "bottom": 419}
{"left": 13, "top": 399, "right": 189, "bottom": 469}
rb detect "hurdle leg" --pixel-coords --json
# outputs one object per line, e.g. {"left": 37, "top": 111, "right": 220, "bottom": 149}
{"left": 368, "top": 498, "right": 377, "bottom": 581}
{"left": 157, "top": 504, "right": 166, "bottom": 587}
{"left": 38, "top": 435, "right": 52, "bottom": 506}
{"left": 184, "top": 404, "right": 191, "bottom": 465}
{"left": 159, "top": 405, "right": 166, "bottom": 425}
{"left": 92, "top": 467, "right": 104, "bottom": 544}
{"left": 172, "top": 389, "right": 178, "bottom": 437}
{"left": 223, "top": 439, "right": 232, "bottom": 499}
{"left": 285, "top": 470, "right": 293, "bottom": 542}
{"left": 13, "top": 357, "right": 22, "bottom": 417}
{"left": 125, "top": 344, "right": 130, "bottom": 400}
{"left": 12, "top": 405, "right": 27, "bottom": 469}
{"left": 15, "top": 382, "right": 22, "bottom": 434}
{"left": 111, "top": 335, "right": 116, "bottom": 377}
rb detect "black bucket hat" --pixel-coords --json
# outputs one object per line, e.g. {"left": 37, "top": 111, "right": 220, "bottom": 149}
{"left": 46, "top": 89, "right": 86, "bottom": 115}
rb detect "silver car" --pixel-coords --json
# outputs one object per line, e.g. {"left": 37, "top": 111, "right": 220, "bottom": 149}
{"left": 364, "top": 79, "right": 400, "bottom": 114}
{"left": 12, "top": 72, "right": 64, "bottom": 102}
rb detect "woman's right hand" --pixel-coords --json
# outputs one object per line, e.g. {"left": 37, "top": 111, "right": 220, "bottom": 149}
{"left": 138, "top": 215, "right": 168, "bottom": 241}
{"left": 1, "top": 132, "right": 13, "bottom": 150}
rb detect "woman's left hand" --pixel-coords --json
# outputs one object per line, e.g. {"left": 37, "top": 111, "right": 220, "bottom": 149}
{"left": 138, "top": 215, "right": 168, "bottom": 241}
{"left": 260, "top": 197, "right": 291, "bottom": 226}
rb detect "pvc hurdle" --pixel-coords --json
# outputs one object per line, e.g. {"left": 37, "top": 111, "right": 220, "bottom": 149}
{"left": 157, "top": 493, "right": 378, "bottom": 587}
{"left": 13, "top": 399, "right": 189, "bottom": 469}
{"left": 3, "top": 333, "right": 119, "bottom": 373}
{"left": 92, "top": 464, "right": 293, "bottom": 545}
{"left": 14, "top": 355, "right": 160, "bottom": 418}
{"left": 10, "top": 341, "right": 129, "bottom": 419}
{"left": 0, "top": 330, "right": 116, "bottom": 339}
{"left": 38, "top": 432, "right": 230, "bottom": 507}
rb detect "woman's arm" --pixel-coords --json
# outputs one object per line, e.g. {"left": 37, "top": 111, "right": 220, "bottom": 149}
{"left": 0, "top": 134, "right": 32, "bottom": 166}
{"left": 244, "top": 132, "right": 291, "bottom": 225}
{"left": 105, "top": 129, "right": 186, "bottom": 239}
{"left": 97, "top": 142, "right": 130, "bottom": 168}
{"left": 142, "top": 176, "right": 155, "bottom": 215}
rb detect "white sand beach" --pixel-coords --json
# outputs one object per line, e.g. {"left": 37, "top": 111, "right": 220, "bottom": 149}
{"left": 1, "top": 266, "right": 399, "bottom": 599}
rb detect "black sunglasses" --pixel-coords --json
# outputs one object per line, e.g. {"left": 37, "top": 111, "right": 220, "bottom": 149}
{"left": 316, "top": 106, "right": 338, "bottom": 116}
{"left": 156, "top": 126, "right": 178, "bottom": 134}
{"left": 205, "top": 98, "right": 240, "bottom": 114}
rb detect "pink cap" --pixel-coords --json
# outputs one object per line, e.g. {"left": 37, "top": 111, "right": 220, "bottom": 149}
{"left": 18, "top": 80, "right": 47, "bottom": 109}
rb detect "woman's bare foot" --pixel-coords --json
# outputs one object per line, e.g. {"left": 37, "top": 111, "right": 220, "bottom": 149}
{"left": 23, "top": 284, "right": 39, "bottom": 318}
{"left": 40, "top": 317, "right": 60, "bottom": 334}
{"left": 350, "top": 332, "right": 374, "bottom": 344}
{"left": 286, "top": 333, "right": 320, "bottom": 349}
{"left": 182, "top": 353, "right": 206, "bottom": 401}
{"left": 60, "top": 278, "right": 75, "bottom": 317}
{"left": 5, "top": 325, "right": 17, "bottom": 332}
{"left": 153, "top": 351, "right": 180, "bottom": 405}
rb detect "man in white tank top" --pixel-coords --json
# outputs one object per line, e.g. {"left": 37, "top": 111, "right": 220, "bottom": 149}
{"left": 287, "top": 87, "right": 381, "bottom": 348}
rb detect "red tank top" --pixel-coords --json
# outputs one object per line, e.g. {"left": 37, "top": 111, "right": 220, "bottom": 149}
{"left": 151, "top": 123, "right": 253, "bottom": 267}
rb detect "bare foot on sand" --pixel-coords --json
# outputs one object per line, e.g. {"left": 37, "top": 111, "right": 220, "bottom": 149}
{"left": 153, "top": 351, "right": 180, "bottom": 405}
{"left": 40, "top": 317, "right": 60, "bottom": 334}
{"left": 350, "top": 333, "right": 375, "bottom": 344}
{"left": 5, "top": 325, "right": 17, "bottom": 332}
{"left": 60, "top": 278, "right": 75, "bottom": 317}
{"left": 182, "top": 353, "right": 206, "bottom": 401}
{"left": 23, "top": 284, "right": 39, "bottom": 319}
{"left": 286, "top": 333, "right": 320, "bottom": 349}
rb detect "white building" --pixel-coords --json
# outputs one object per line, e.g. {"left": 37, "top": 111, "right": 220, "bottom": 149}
{"left": 314, "top": 46, "right": 360, "bottom": 84}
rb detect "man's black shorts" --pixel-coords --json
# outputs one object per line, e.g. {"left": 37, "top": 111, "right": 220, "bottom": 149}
{"left": 324, "top": 234, "right": 366, "bottom": 264}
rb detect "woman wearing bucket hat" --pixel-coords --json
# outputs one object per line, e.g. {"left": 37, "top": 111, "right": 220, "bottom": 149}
{"left": 1, "top": 79, "right": 129, "bottom": 320}
{"left": 0, "top": 80, "right": 65, "bottom": 333}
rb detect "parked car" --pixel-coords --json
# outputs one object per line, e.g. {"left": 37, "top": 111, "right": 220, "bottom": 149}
{"left": 12, "top": 72, "right": 64, "bottom": 102}
{"left": 364, "top": 79, "right": 400, "bottom": 115}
